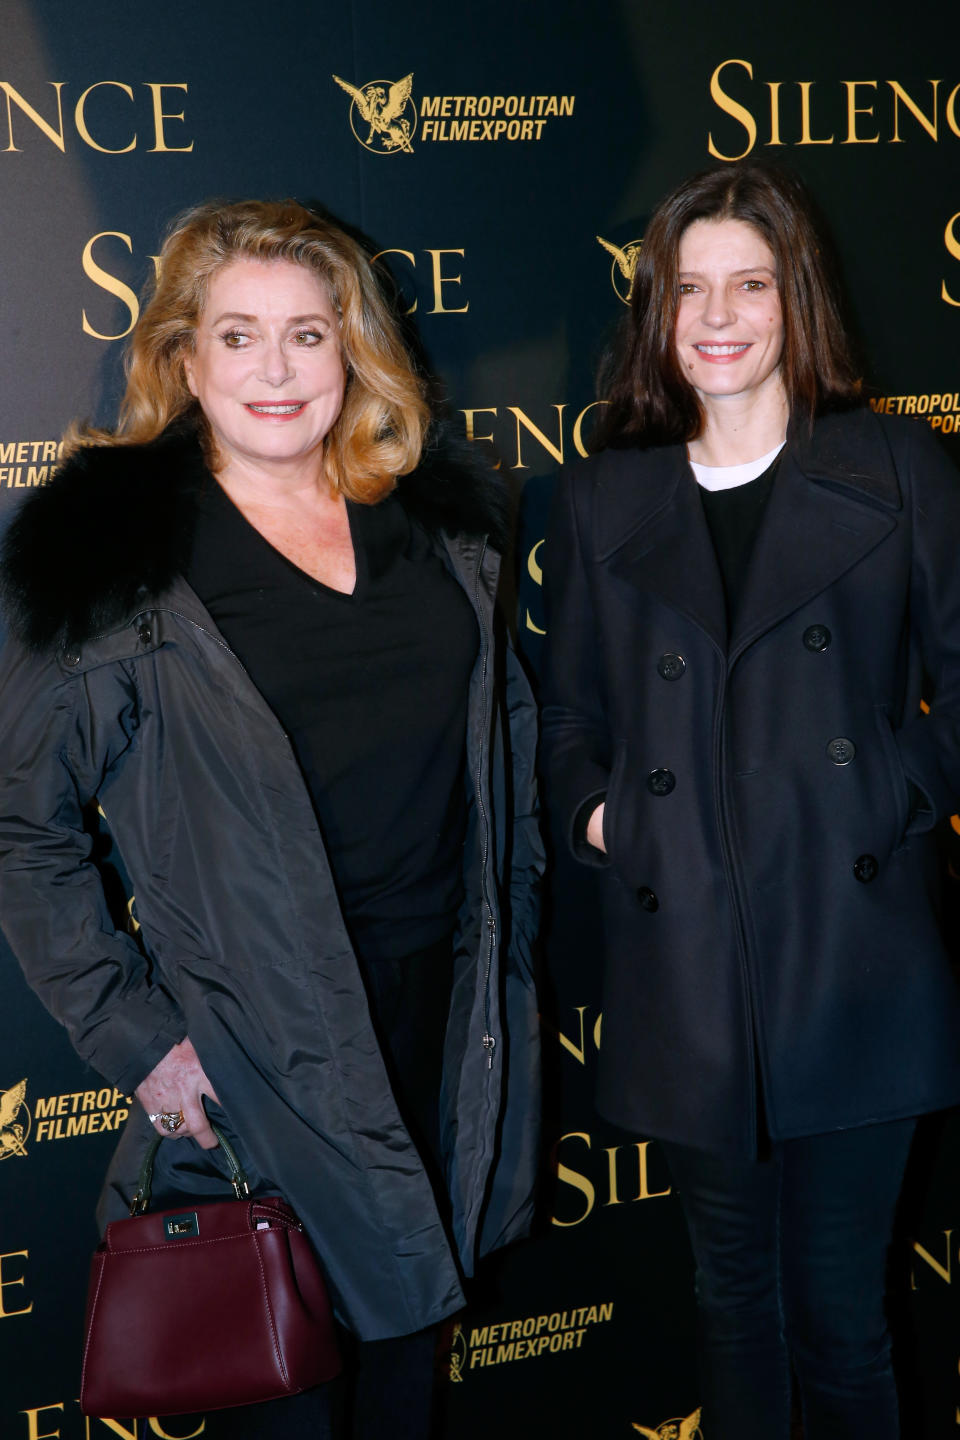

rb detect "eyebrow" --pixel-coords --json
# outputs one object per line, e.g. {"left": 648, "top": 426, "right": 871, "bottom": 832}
{"left": 677, "top": 266, "right": 777, "bottom": 278}
{"left": 209, "top": 312, "right": 332, "bottom": 325}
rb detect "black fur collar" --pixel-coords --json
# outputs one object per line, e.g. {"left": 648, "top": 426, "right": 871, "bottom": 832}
{"left": 1, "top": 421, "right": 509, "bottom": 653}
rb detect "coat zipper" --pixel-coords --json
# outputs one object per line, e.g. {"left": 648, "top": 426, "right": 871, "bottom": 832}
{"left": 472, "top": 539, "right": 497, "bottom": 1070}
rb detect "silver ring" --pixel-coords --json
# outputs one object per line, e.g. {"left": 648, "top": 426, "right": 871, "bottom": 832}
{"left": 149, "top": 1110, "right": 185, "bottom": 1132}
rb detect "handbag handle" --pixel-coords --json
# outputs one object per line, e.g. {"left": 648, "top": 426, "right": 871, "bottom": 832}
{"left": 130, "top": 1122, "right": 251, "bottom": 1216}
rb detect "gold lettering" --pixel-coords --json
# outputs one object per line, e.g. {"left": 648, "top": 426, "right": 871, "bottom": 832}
{"left": 90, "top": 1421, "right": 136, "bottom": 1440}
{"left": 603, "top": 1146, "right": 624, "bottom": 1206}
{"left": 544, "top": 1004, "right": 602, "bottom": 1060}
{"left": 1, "top": 81, "right": 66, "bottom": 152}
{"left": 942, "top": 211, "right": 960, "bottom": 307}
{"left": 0, "top": 1250, "right": 32, "bottom": 1317}
{"left": 797, "top": 82, "right": 834, "bottom": 145}
{"left": 74, "top": 82, "right": 136, "bottom": 154}
{"left": 126, "top": 894, "right": 141, "bottom": 933}
{"left": 550, "top": 1132, "right": 595, "bottom": 1227}
{"left": 371, "top": 248, "right": 417, "bottom": 314}
{"left": 551, "top": 1005, "right": 588, "bottom": 1063}
{"left": 842, "top": 81, "right": 879, "bottom": 144}
{"left": 766, "top": 81, "right": 784, "bottom": 146}
{"left": 947, "top": 83, "right": 960, "bottom": 138}
{"left": 913, "top": 1231, "right": 953, "bottom": 1284}
{"left": 572, "top": 400, "right": 606, "bottom": 458}
{"left": 81, "top": 232, "right": 139, "bottom": 340}
{"left": 527, "top": 537, "right": 543, "bottom": 588}
{"left": 508, "top": 404, "right": 566, "bottom": 469}
{"left": 707, "top": 59, "right": 756, "bottom": 162}
{"left": 144, "top": 83, "right": 193, "bottom": 152}
{"left": 888, "top": 79, "right": 940, "bottom": 142}
{"left": 634, "top": 1141, "right": 672, "bottom": 1200}
{"left": 425, "top": 249, "right": 468, "bottom": 313}
{"left": 20, "top": 1405, "right": 62, "bottom": 1440}
{"left": 460, "top": 407, "right": 500, "bottom": 468}
{"left": 525, "top": 538, "right": 545, "bottom": 636}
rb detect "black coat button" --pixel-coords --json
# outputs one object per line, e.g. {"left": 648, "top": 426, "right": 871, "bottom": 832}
{"left": 657, "top": 653, "right": 686, "bottom": 681}
{"left": 826, "top": 737, "right": 856, "bottom": 766}
{"left": 61, "top": 647, "right": 81, "bottom": 668}
{"left": 137, "top": 622, "right": 153, "bottom": 645}
{"left": 636, "top": 887, "right": 659, "bottom": 912}
{"left": 803, "top": 625, "right": 832, "bottom": 652}
{"left": 647, "top": 768, "right": 676, "bottom": 796}
{"left": 853, "top": 854, "right": 879, "bottom": 883}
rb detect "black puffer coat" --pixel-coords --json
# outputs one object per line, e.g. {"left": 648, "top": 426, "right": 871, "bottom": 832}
{"left": 0, "top": 425, "right": 542, "bottom": 1338}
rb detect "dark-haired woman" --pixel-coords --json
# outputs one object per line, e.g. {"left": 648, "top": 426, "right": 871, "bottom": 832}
{"left": 541, "top": 162, "right": 960, "bottom": 1437}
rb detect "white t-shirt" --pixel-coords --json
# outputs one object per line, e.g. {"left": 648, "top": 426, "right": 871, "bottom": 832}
{"left": 689, "top": 442, "right": 786, "bottom": 492}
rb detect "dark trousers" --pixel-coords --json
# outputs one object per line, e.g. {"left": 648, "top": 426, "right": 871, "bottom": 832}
{"left": 659, "top": 1117, "right": 916, "bottom": 1440}
{"left": 140, "top": 936, "right": 454, "bottom": 1440}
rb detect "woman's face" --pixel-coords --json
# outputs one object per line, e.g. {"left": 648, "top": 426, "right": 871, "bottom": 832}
{"left": 183, "top": 257, "right": 347, "bottom": 478}
{"left": 674, "top": 217, "right": 784, "bottom": 409}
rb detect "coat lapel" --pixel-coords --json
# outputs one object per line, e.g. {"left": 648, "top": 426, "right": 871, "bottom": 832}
{"left": 594, "top": 410, "right": 902, "bottom": 664}
{"left": 729, "top": 419, "right": 900, "bottom": 661}
{"left": 598, "top": 446, "right": 727, "bottom": 652}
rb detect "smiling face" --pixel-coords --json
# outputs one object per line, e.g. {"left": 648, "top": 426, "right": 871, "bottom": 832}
{"left": 182, "top": 257, "right": 347, "bottom": 481}
{"left": 675, "top": 217, "right": 785, "bottom": 413}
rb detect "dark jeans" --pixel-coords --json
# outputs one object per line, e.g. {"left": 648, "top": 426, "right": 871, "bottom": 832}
{"left": 659, "top": 1118, "right": 917, "bottom": 1440}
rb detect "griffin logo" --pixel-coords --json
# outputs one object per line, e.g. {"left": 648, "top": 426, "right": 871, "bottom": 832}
{"left": 0, "top": 1079, "right": 30, "bottom": 1158}
{"left": 332, "top": 74, "right": 416, "bottom": 154}
{"left": 448, "top": 1321, "right": 466, "bottom": 1381}
{"left": 597, "top": 235, "right": 642, "bottom": 305}
{"left": 633, "top": 1410, "right": 702, "bottom": 1439}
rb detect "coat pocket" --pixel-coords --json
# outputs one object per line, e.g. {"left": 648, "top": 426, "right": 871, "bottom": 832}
{"left": 874, "top": 705, "right": 911, "bottom": 854}
{"left": 601, "top": 740, "right": 627, "bottom": 864}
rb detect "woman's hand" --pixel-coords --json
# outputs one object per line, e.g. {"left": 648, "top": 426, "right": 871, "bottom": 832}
{"left": 135, "top": 1037, "right": 221, "bottom": 1149}
{"left": 586, "top": 802, "right": 607, "bottom": 854}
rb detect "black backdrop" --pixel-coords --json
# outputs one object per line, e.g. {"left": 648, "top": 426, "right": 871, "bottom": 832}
{"left": 2, "top": 2, "right": 960, "bottom": 1435}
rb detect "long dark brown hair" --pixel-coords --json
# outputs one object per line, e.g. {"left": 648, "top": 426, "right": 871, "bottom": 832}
{"left": 594, "top": 162, "right": 862, "bottom": 451}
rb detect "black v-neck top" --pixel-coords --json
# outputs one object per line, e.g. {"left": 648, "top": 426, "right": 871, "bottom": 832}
{"left": 184, "top": 477, "right": 479, "bottom": 962}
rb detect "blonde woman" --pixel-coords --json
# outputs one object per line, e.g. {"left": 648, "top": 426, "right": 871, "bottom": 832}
{"left": 0, "top": 200, "right": 541, "bottom": 1437}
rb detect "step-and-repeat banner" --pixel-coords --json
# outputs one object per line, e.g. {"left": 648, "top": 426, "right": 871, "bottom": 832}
{"left": 2, "top": 1, "right": 960, "bottom": 1435}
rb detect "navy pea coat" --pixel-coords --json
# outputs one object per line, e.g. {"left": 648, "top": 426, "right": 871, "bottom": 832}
{"left": 541, "top": 407, "right": 960, "bottom": 1157}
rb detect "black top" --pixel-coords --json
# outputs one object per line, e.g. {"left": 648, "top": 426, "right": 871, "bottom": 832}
{"left": 697, "top": 457, "right": 780, "bottom": 620}
{"left": 184, "top": 477, "right": 479, "bottom": 962}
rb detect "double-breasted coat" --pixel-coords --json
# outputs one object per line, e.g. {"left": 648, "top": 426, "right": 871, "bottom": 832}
{"left": 541, "top": 407, "right": 960, "bottom": 1157}
{"left": 0, "top": 426, "right": 543, "bottom": 1339}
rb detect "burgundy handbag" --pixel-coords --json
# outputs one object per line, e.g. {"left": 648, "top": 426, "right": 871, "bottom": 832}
{"left": 80, "top": 1124, "right": 341, "bottom": 1417}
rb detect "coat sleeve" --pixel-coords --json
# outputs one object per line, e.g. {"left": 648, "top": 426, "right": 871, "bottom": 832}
{"left": 894, "top": 422, "right": 960, "bottom": 831}
{"left": 0, "top": 641, "right": 186, "bottom": 1092}
{"left": 539, "top": 464, "right": 613, "bottom": 867}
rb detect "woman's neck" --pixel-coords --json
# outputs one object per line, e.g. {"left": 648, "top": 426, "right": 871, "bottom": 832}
{"left": 687, "top": 381, "right": 789, "bottom": 468}
{"left": 214, "top": 451, "right": 333, "bottom": 514}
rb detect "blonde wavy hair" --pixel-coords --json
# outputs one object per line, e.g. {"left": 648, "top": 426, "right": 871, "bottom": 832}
{"left": 67, "top": 199, "right": 431, "bottom": 502}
